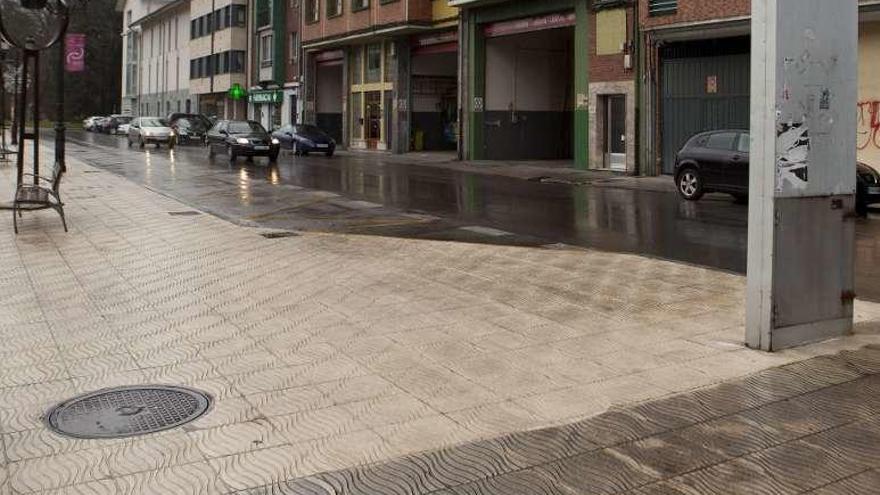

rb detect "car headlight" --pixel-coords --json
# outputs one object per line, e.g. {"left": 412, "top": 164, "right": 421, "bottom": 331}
{"left": 271, "top": 138, "right": 280, "bottom": 145}
{"left": 142, "top": 131, "right": 152, "bottom": 137}
{"left": 236, "top": 138, "right": 250, "bottom": 145}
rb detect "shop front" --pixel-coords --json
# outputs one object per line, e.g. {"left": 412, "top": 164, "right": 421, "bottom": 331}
{"left": 249, "top": 89, "right": 284, "bottom": 130}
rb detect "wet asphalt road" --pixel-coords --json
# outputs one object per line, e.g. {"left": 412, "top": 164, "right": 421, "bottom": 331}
{"left": 61, "top": 130, "right": 880, "bottom": 302}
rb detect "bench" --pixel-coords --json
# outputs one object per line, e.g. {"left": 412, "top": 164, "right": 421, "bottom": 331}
{"left": 13, "top": 162, "right": 67, "bottom": 234}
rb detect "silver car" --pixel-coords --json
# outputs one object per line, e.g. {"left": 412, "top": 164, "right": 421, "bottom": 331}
{"left": 127, "top": 117, "right": 175, "bottom": 149}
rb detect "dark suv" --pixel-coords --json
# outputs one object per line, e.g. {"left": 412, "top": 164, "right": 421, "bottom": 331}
{"left": 673, "top": 129, "right": 880, "bottom": 215}
{"left": 205, "top": 120, "right": 280, "bottom": 162}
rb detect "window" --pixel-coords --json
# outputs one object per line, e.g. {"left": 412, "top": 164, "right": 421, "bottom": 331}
{"left": 648, "top": 0, "right": 677, "bottom": 16}
{"left": 737, "top": 133, "right": 750, "bottom": 153}
{"left": 126, "top": 10, "right": 132, "bottom": 26}
{"left": 352, "top": 0, "right": 368, "bottom": 11}
{"left": 306, "top": 0, "right": 319, "bottom": 23}
{"left": 260, "top": 32, "right": 273, "bottom": 66}
{"left": 328, "top": 0, "right": 342, "bottom": 16}
{"left": 365, "top": 43, "right": 381, "bottom": 83}
{"left": 706, "top": 132, "right": 737, "bottom": 151}
{"left": 231, "top": 4, "right": 246, "bottom": 27}
{"left": 230, "top": 50, "right": 246, "bottom": 73}
{"left": 191, "top": 19, "right": 197, "bottom": 39}
{"left": 290, "top": 32, "right": 299, "bottom": 63}
{"left": 256, "top": 0, "right": 271, "bottom": 27}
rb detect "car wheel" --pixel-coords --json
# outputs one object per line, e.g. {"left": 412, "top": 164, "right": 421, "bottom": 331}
{"left": 227, "top": 145, "right": 237, "bottom": 162}
{"left": 677, "top": 168, "right": 704, "bottom": 200}
{"left": 139, "top": 137, "right": 145, "bottom": 149}
{"left": 857, "top": 200, "right": 869, "bottom": 218}
{"left": 325, "top": 150, "right": 334, "bottom": 158}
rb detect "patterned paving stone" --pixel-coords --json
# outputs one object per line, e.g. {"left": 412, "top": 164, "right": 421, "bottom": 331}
{"left": 5, "top": 151, "right": 880, "bottom": 494}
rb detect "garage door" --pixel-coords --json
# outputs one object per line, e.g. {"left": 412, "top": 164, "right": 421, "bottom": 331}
{"left": 660, "top": 42, "right": 750, "bottom": 174}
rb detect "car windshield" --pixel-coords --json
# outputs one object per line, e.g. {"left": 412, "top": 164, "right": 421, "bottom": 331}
{"left": 176, "top": 118, "right": 209, "bottom": 132}
{"left": 228, "top": 121, "right": 265, "bottom": 134}
{"left": 140, "top": 118, "right": 166, "bottom": 127}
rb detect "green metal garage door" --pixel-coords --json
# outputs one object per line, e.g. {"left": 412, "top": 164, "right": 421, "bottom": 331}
{"left": 660, "top": 39, "right": 750, "bottom": 174}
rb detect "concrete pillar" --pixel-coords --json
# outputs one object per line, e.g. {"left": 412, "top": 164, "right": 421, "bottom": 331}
{"left": 466, "top": 10, "right": 485, "bottom": 160}
{"left": 303, "top": 51, "right": 317, "bottom": 125}
{"left": 746, "top": 0, "right": 858, "bottom": 351}
{"left": 341, "top": 47, "right": 350, "bottom": 150}
{"left": 392, "top": 38, "right": 411, "bottom": 154}
{"left": 574, "top": 0, "right": 590, "bottom": 169}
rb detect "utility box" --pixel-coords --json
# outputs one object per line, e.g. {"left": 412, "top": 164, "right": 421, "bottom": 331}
{"left": 747, "top": 0, "right": 858, "bottom": 350}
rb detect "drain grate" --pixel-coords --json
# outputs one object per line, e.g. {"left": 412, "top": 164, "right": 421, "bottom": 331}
{"left": 46, "top": 385, "right": 212, "bottom": 439}
{"left": 168, "top": 211, "right": 201, "bottom": 216}
{"left": 260, "top": 231, "right": 300, "bottom": 239}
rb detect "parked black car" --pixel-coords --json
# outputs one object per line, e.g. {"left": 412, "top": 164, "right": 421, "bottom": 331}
{"left": 673, "top": 129, "right": 880, "bottom": 216}
{"left": 166, "top": 114, "right": 211, "bottom": 145}
{"left": 271, "top": 124, "right": 336, "bottom": 156}
{"left": 206, "top": 120, "right": 280, "bottom": 162}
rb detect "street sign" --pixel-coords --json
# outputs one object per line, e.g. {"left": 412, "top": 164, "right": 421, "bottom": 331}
{"left": 248, "top": 90, "right": 282, "bottom": 104}
{"left": 65, "top": 34, "right": 85, "bottom": 73}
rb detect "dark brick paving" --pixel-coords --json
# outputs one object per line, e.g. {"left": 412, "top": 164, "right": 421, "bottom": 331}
{"left": 236, "top": 346, "right": 880, "bottom": 495}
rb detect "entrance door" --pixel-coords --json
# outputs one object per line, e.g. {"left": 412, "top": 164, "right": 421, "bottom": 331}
{"left": 365, "top": 91, "right": 382, "bottom": 150}
{"left": 604, "top": 95, "right": 626, "bottom": 171}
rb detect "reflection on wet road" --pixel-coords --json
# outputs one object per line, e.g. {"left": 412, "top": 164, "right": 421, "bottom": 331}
{"left": 62, "top": 130, "right": 880, "bottom": 301}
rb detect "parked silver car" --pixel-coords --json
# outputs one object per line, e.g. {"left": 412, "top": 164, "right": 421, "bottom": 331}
{"left": 127, "top": 117, "right": 175, "bottom": 148}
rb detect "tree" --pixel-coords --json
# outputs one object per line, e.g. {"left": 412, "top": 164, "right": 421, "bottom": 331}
{"left": 37, "top": 0, "right": 122, "bottom": 119}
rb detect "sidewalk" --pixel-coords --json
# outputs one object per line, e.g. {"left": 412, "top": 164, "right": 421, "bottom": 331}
{"left": 1, "top": 149, "right": 880, "bottom": 494}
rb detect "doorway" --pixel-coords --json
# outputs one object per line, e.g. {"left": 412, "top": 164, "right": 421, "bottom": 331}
{"left": 365, "top": 91, "right": 382, "bottom": 149}
{"left": 603, "top": 94, "right": 626, "bottom": 171}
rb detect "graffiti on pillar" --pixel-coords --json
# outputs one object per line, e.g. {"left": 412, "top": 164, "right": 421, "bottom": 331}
{"left": 857, "top": 100, "right": 880, "bottom": 150}
{"left": 776, "top": 122, "right": 810, "bottom": 192}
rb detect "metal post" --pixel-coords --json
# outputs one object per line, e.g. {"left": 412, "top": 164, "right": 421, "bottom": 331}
{"left": 55, "top": 34, "right": 65, "bottom": 172}
{"left": 32, "top": 51, "right": 39, "bottom": 183}
{"left": 11, "top": 53, "right": 19, "bottom": 146}
{"left": 15, "top": 52, "right": 29, "bottom": 185}
{"left": 746, "top": 0, "right": 858, "bottom": 350}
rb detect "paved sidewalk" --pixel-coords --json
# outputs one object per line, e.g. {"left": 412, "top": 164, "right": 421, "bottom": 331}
{"left": 2, "top": 151, "right": 880, "bottom": 494}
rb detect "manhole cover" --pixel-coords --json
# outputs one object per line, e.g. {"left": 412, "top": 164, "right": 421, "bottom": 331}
{"left": 45, "top": 385, "right": 212, "bottom": 439}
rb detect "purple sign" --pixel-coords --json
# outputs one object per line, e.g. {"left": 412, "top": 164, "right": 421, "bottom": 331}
{"left": 65, "top": 34, "right": 85, "bottom": 72}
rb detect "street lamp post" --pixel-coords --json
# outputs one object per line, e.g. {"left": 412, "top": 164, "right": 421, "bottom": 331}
{"left": 0, "top": 0, "right": 69, "bottom": 185}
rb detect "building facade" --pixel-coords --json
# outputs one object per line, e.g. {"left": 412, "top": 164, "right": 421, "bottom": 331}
{"left": 189, "top": 0, "right": 249, "bottom": 119}
{"left": 453, "top": 0, "right": 637, "bottom": 172}
{"left": 301, "top": 0, "right": 459, "bottom": 153}
{"left": 247, "top": 0, "right": 301, "bottom": 130}
{"left": 118, "top": 0, "right": 191, "bottom": 117}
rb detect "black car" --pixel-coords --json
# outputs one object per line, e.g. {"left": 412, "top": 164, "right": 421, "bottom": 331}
{"left": 673, "top": 129, "right": 880, "bottom": 215}
{"left": 271, "top": 124, "right": 336, "bottom": 157}
{"left": 206, "top": 120, "right": 280, "bottom": 162}
{"left": 167, "top": 114, "right": 211, "bottom": 145}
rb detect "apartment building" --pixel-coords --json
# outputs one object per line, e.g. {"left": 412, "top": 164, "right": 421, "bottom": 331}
{"left": 118, "top": 0, "right": 191, "bottom": 117}
{"left": 247, "top": 0, "right": 301, "bottom": 130}
{"left": 452, "top": 0, "right": 636, "bottom": 172}
{"left": 301, "top": 0, "right": 460, "bottom": 153}
{"left": 189, "top": 0, "right": 249, "bottom": 119}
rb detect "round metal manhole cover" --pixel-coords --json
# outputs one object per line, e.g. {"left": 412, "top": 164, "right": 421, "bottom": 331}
{"left": 45, "top": 385, "right": 212, "bottom": 439}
